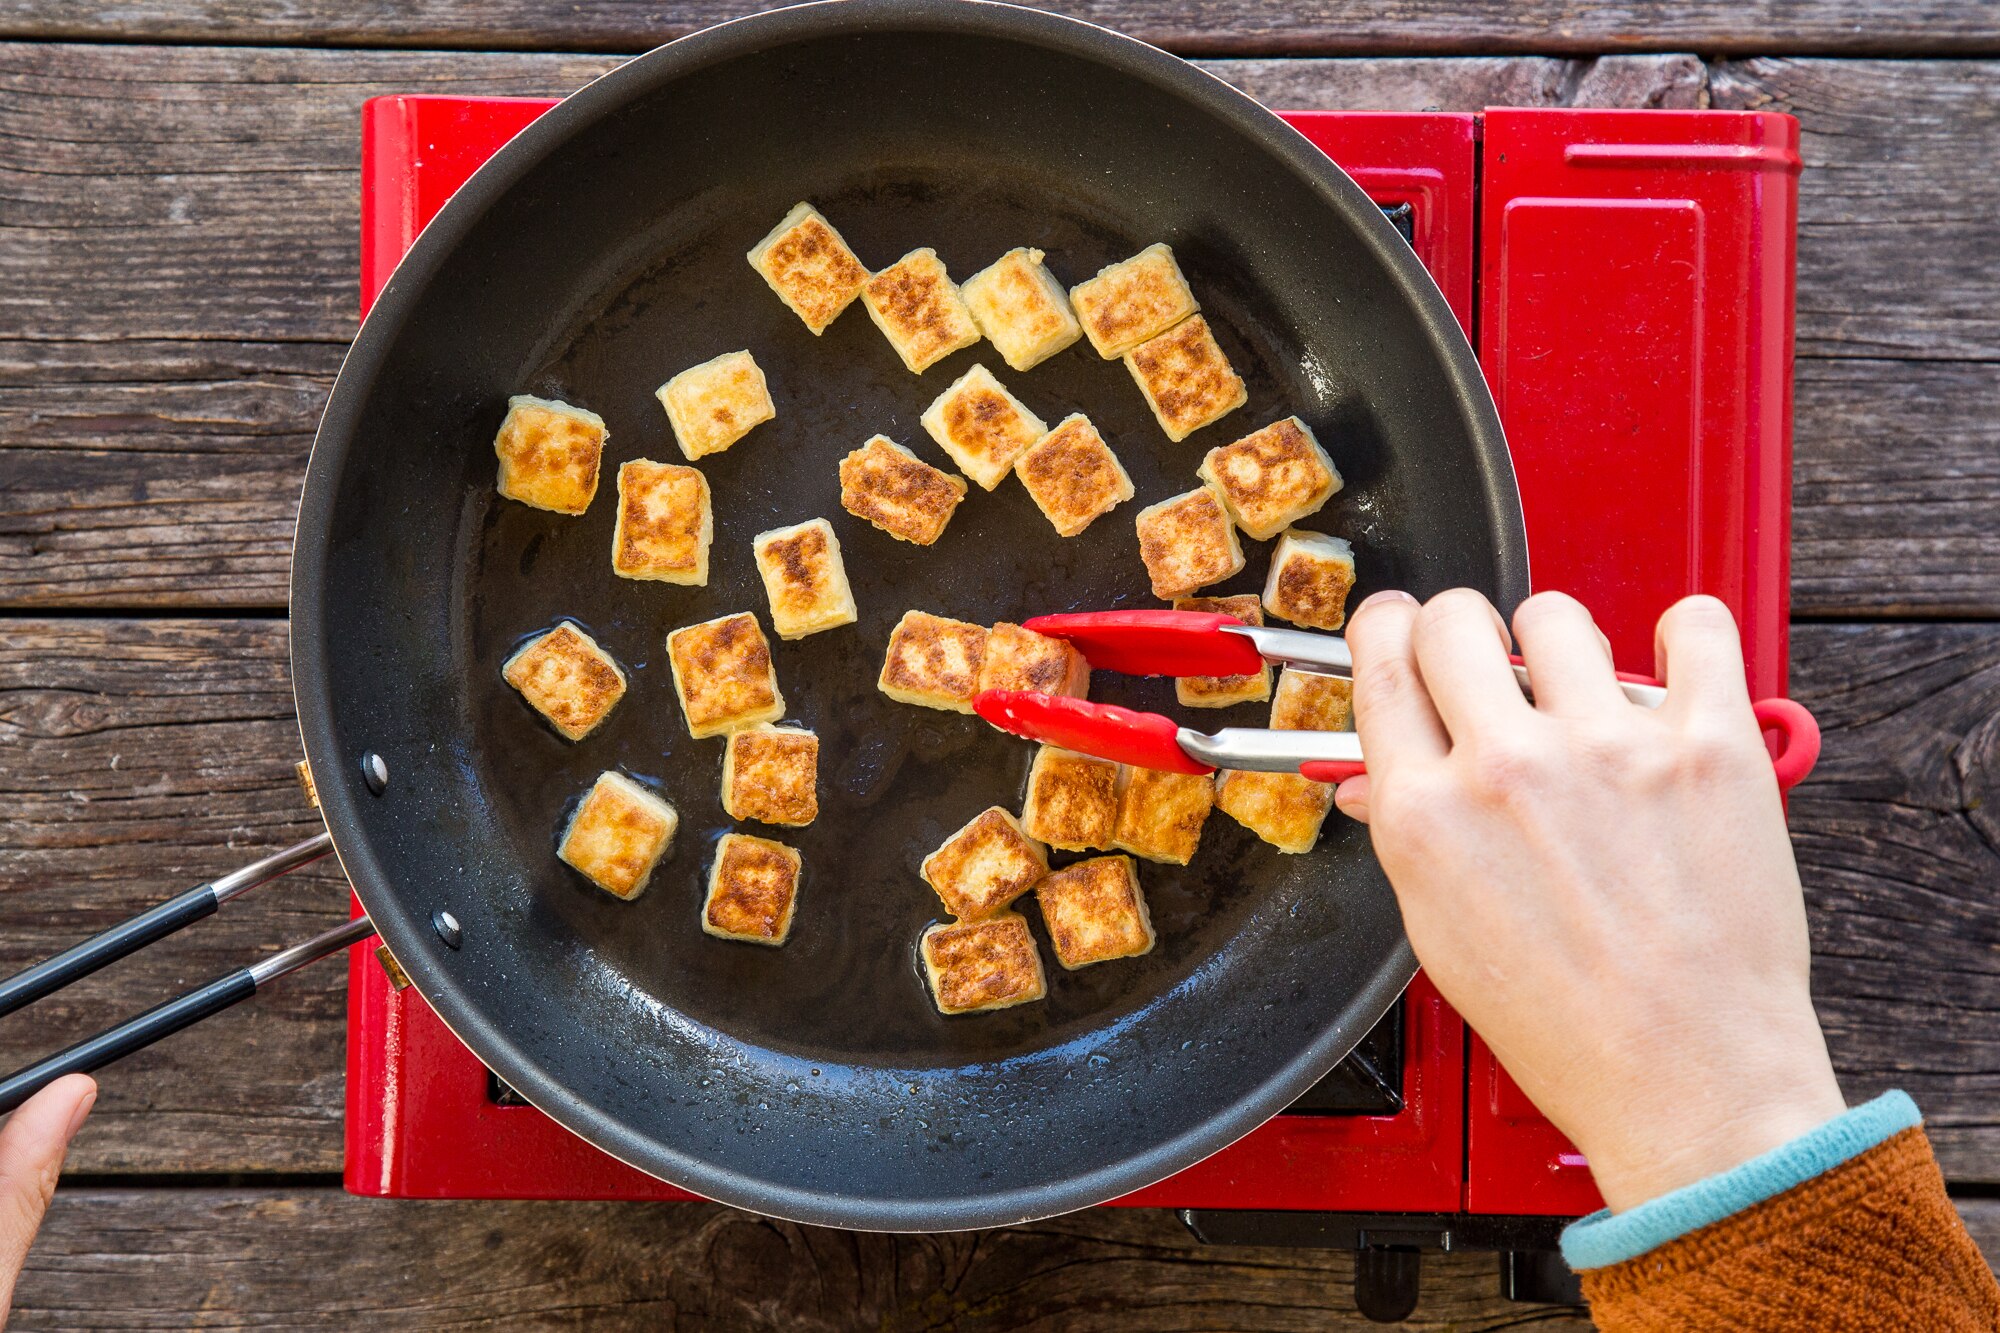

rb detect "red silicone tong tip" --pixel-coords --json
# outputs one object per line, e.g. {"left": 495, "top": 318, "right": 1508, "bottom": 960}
{"left": 972, "top": 691, "right": 1213, "bottom": 775}
{"left": 1021, "top": 610, "right": 1267, "bottom": 678}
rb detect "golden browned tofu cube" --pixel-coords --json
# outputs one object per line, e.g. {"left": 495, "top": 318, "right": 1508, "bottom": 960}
{"left": 502, "top": 621, "right": 627, "bottom": 741}
{"left": 919, "top": 363, "right": 1048, "bottom": 491}
{"left": 1173, "top": 594, "right": 1271, "bottom": 709}
{"left": 493, "top": 395, "right": 605, "bottom": 515}
{"left": 702, "top": 833, "right": 801, "bottom": 945}
{"left": 921, "top": 807, "right": 1050, "bottom": 921}
{"left": 861, "top": 247, "right": 982, "bottom": 374}
{"left": 1215, "top": 769, "right": 1334, "bottom": 856}
{"left": 1113, "top": 766, "right": 1216, "bottom": 866}
{"left": 612, "top": 459, "right": 712, "bottom": 584}
{"left": 1069, "top": 243, "right": 1198, "bottom": 359}
{"left": 721, "top": 724, "right": 819, "bottom": 827}
{"left": 878, "top": 610, "right": 988, "bottom": 714}
{"left": 1037, "top": 855, "right": 1155, "bottom": 969}
{"left": 1014, "top": 413, "right": 1135, "bottom": 538}
{"left": 665, "top": 611, "right": 785, "bottom": 740}
{"left": 656, "top": 350, "right": 775, "bottom": 461}
{"left": 1262, "top": 529, "right": 1357, "bottom": 631}
{"left": 838, "top": 435, "right": 968, "bottom": 546}
{"left": 1134, "top": 485, "right": 1245, "bottom": 599}
{"left": 746, "top": 201, "right": 870, "bottom": 335}
{"left": 1270, "top": 668, "right": 1353, "bottom": 732}
{"left": 1197, "top": 416, "right": 1342, "bottom": 541}
{"left": 921, "top": 914, "right": 1047, "bottom": 1015}
{"left": 961, "top": 247, "right": 1082, "bottom": 371}
{"left": 1020, "top": 746, "right": 1120, "bottom": 852}
{"left": 1124, "top": 314, "right": 1247, "bottom": 442}
{"left": 976, "top": 622, "right": 1090, "bottom": 700}
{"left": 558, "top": 771, "right": 678, "bottom": 899}
{"left": 752, "top": 518, "right": 857, "bottom": 639}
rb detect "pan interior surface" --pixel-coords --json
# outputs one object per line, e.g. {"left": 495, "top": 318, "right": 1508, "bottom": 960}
{"left": 299, "top": 7, "right": 1522, "bottom": 1229}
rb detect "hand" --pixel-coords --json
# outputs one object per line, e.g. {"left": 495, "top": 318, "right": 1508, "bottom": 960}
{"left": 0, "top": 1074, "right": 94, "bottom": 1324}
{"left": 1335, "top": 589, "right": 1845, "bottom": 1213}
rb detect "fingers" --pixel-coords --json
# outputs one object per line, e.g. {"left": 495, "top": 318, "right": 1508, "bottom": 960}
{"left": 1409, "top": 588, "right": 1530, "bottom": 742}
{"left": 1653, "top": 596, "right": 1756, "bottom": 721}
{"left": 1511, "top": 592, "right": 1626, "bottom": 715}
{"left": 1333, "top": 773, "right": 1371, "bottom": 824}
{"left": 1346, "top": 591, "right": 1448, "bottom": 772}
{"left": 0, "top": 1074, "right": 94, "bottom": 1319}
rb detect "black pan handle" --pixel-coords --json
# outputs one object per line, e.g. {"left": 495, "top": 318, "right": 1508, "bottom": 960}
{"left": 0, "top": 915, "right": 376, "bottom": 1114}
{"left": 0, "top": 831, "right": 334, "bottom": 1020}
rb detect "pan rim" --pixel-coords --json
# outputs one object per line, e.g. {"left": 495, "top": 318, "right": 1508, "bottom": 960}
{"left": 292, "top": 0, "right": 1526, "bottom": 1230}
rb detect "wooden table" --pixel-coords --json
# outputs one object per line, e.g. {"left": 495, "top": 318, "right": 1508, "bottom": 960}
{"left": 1, "top": 3, "right": 1995, "bottom": 1327}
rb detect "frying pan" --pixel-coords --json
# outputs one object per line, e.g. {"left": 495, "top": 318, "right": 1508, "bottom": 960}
{"left": 0, "top": 0, "right": 1527, "bottom": 1230}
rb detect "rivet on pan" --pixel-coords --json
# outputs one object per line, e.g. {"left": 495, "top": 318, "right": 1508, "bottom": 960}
{"left": 432, "top": 910, "right": 463, "bottom": 950}
{"left": 360, "top": 752, "right": 390, "bottom": 796}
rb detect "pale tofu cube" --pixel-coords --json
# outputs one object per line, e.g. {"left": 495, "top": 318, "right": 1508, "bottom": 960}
{"left": 558, "top": 771, "right": 677, "bottom": 899}
{"left": 752, "top": 518, "right": 857, "bottom": 639}
{"left": 612, "top": 459, "right": 712, "bottom": 584}
{"left": 1113, "top": 766, "right": 1216, "bottom": 866}
{"left": 721, "top": 724, "right": 819, "bottom": 827}
{"left": 1124, "top": 314, "right": 1247, "bottom": 442}
{"left": 1173, "top": 594, "right": 1271, "bottom": 709}
{"left": 665, "top": 612, "right": 785, "bottom": 740}
{"left": 861, "top": 247, "right": 982, "bottom": 373}
{"left": 1036, "top": 855, "right": 1155, "bottom": 969}
{"left": 1020, "top": 746, "right": 1120, "bottom": 852}
{"left": 656, "top": 350, "right": 775, "bottom": 461}
{"left": 493, "top": 395, "right": 605, "bottom": 515}
{"left": 921, "top": 807, "right": 1050, "bottom": 921}
{"left": 877, "top": 610, "right": 988, "bottom": 714}
{"left": 746, "top": 201, "right": 871, "bottom": 335}
{"left": 976, "top": 622, "right": 1090, "bottom": 700}
{"left": 961, "top": 247, "right": 1082, "bottom": 371}
{"left": 1215, "top": 769, "right": 1334, "bottom": 856}
{"left": 1270, "top": 668, "right": 1353, "bottom": 732}
{"left": 1069, "top": 243, "right": 1199, "bottom": 359}
{"left": 1134, "top": 485, "right": 1245, "bottom": 599}
{"left": 501, "top": 621, "right": 627, "bottom": 741}
{"left": 1014, "top": 413, "right": 1135, "bottom": 538}
{"left": 702, "top": 833, "right": 801, "bottom": 945}
{"left": 918, "top": 364, "right": 1048, "bottom": 491}
{"left": 1262, "top": 529, "right": 1357, "bottom": 631}
{"left": 838, "top": 435, "right": 967, "bottom": 546}
{"left": 1197, "top": 416, "right": 1342, "bottom": 541}
{"left": 921, "top": 914, "right": 1047, "bottom": 1015}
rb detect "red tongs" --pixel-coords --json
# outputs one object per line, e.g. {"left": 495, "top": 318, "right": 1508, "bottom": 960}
{"left": 972, "top": 609, "right": 1822, "bottom": 793}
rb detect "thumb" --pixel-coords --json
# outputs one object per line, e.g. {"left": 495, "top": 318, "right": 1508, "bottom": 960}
{"left": 0, "top": 1074, "right": 95, "bottom": 1322}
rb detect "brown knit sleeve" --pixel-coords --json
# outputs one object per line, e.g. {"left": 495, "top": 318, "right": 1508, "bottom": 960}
{"left": 1579, "top": 1126, "right": 1999, "bottom": 1331}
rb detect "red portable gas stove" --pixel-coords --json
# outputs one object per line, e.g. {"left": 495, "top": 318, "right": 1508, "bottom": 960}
{"left": 346, "top": 95, "right": 1798, "bottom": 1320}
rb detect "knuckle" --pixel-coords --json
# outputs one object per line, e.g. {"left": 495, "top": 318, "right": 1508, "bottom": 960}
{"left": 1672, "top": 719, "right": 1762, "bottom": 784}
{"left": 1512, "top": 589, "right": 1586, "bottom": 630}
{"left": 1458, "top": 735, "right": 1546, "bottom": 803}
{"left": 1663, "top": 594, "right": 1738, "bottom": 639}
{"left": 1355, "top": 653, "right": 1422, "bottom": 714}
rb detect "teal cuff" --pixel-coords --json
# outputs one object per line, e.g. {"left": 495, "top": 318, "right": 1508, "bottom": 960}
{"left": 1560, "top": 1090, "right": 1921, "bottom": 1271}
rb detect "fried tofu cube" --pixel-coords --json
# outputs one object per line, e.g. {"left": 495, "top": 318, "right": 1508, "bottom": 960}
{"left": 1134, "top": 485, "right": 1245, "bottom": 599}
{"left": 1263, "top": 529, "right": 1357, "bottom": 631}
{"left": 1215, "top": 769, "right": 1334, "bottom": 856}
{"left": 665, "top": 611, "right": 785, "bottom": 740}
{"left": 502, "top": 621, "right": 627, "bottom": 741}
{"left": 878, "top": 610, "right": 988, "bottom": 713}
{"left": 1270, "top": 668, "right": 1353, "bottom": 732}
{"left": 721, "top": 724, "right": 819, "bottom": 827}
{"left": 612, "top": 459, "right": 712, "bottom": 584}
{"left": 918, "top": 364, "right": 1048, "bottom": 491}
{"left": 1014, "top": 413, "right": 1136, "bottom": 538}
{"left": 1069, "top": 243, "right": 1199, "bottom": 359}
{"left": 961, "top": 247, "right": 1082, "bottom": 371}
{"left": 922, "top": 807, "right": 1050, "bottom": 921}
{"left": 838, "top": 435, "right": 968, "bottom": 546}
{"left": 977, "top": 622, "right": 1090, "bottom": 701}
{"left": 921, "top": 914, "right": 1047, "bottom": 1015}
{"left": 1124, "top": 314, "right": 1247, "bottom": 442}
{"left": 558, "top": 771, "right": 677, "bottom": 899}
{"left": 861, "top": 247, "right": 982, "bottom": 374}
{"left": 1113, "top": 766, "right": 1216, "bottom": 866}
{"left": 746, "top": 201, "right": 871, "bottom": 335}
{"left": 1173, "top": 594, "right": 1271, "bottom": 709}
{"left": 494, "top": 395, "right": 605, "bottom": 515}
{"left": 752, "top": 518, "right": 857, "bottom": 639}
{"left": 1020, "top": 746, "right": 1120, "bottom": 852}
{"left": 702, "top": 833, "right": 802, "bottom": 945}
{"left": 1197, "top": 416, "right": 1343, "bottom": 541}
{"left": 656, "top": 350, "right": 775, "bottom": 461}
{"left": 1037, "top": 855, "right": 1155, "bottom": 969}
